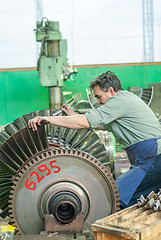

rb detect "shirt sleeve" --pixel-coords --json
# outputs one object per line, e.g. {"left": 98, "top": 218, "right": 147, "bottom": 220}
{"left": 85, "top": 108, "right": 106, "bottom": 128}
{"left": 85, "top": 94, "right": 125, "bottom": 128}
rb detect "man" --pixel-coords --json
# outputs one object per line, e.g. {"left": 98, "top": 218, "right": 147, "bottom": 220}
{"left": 28, "top": 71, "right": 161, "bottom": 209}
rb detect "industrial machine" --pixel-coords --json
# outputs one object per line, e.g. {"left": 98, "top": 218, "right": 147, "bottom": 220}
{"left": 0, "top": 109, "right": 120, "bottom": 239}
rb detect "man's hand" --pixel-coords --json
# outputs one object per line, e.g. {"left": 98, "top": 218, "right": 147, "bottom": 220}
{"left": 61, "top": 104, "right": 76, "bottom": 116}
{"left": 28, "top": 116, "right": 50, "bottom": 131}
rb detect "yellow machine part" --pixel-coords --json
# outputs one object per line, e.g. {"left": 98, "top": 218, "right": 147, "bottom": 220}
{"left": 0, "top": 225, "right": 15, "bottom": 233}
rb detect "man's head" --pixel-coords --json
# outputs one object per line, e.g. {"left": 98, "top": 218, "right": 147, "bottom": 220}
{"left": 90, "top": 71, "right": 123, "bottom": 105}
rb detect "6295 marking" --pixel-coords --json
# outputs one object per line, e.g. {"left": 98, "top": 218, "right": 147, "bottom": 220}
{"left": 25, "top": 160, "right": 60, "bottom": 191}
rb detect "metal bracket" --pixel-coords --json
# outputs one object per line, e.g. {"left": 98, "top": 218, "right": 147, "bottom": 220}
{"left": 45, "top": 212, "right": 84, "bottom": 233}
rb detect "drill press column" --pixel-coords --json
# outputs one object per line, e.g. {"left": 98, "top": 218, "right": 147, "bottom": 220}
{"left": 35, "top": 18, "right": 68, "bottom": 110}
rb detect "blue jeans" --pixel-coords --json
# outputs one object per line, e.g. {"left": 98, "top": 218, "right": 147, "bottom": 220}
{"left": 116, "top": 138, "right": 161, "bottom": 209}
{"left": 120, "top": 153, "right": 161, "bottom": 209}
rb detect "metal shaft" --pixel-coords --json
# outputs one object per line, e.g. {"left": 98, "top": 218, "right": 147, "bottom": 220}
{"left": 49, "top": 86, "right": 63, "bottom": 110}
{"left": 47, "top": 40, "right": 63, "bottom": 109}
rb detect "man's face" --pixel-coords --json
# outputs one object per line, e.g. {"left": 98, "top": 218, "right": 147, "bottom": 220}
{"left": 93, "top": 85, "right": 114, "bottom": 105}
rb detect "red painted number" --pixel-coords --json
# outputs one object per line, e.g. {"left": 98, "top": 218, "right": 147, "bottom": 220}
{"left": 37, "top": 164, "right": 51, "bottom": 176}
{"left": 30, "top": 171, "right": 44, "bottom": 182}
{"left": 25, "top": 160, "right": 60, "bottom": 191}
{"left": 50, "top": 160, "right": 60, "bottom": 173}
{"left": 25, "top": 178, "right": 36, "bottom": 190}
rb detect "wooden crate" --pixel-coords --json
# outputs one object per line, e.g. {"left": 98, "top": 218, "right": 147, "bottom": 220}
{"left": 91, "top": 204, "right": 161, "bottom": 240}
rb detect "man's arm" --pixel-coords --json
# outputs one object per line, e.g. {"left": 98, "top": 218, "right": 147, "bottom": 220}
{"left": 28, "top": 114, "right": 90, "bottom": 131}
{"left": 61, "top": 105, "right": 105, "bottom": 131}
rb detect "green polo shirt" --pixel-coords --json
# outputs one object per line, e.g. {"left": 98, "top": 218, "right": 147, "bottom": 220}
{"left": 85, "top": 91, "right": 161, "bottom": 151}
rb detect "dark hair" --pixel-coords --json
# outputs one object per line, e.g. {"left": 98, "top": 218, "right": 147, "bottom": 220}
{"left": 90, "top": 71, "right": 123, "bottom": 92}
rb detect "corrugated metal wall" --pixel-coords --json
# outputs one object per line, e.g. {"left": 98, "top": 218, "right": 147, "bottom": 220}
{"left": 0, "top": 62, "right": 161, "bottom": 125}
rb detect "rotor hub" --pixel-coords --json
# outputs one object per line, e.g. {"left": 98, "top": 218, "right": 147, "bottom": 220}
{"left": 48, "top": 192, "right": 81, "bottom": 223}
{"left": 40, "top": 181, "right": 89, "bottom": 224}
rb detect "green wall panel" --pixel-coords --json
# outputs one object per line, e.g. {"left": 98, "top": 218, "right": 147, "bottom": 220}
{"left": 0, "top": 70, "right": 49, "bottom": 125}
{"left": 0, "top": 72, "right": 7, "bottom": 124}
{"left": 63, "top": 64, "right": 161, "bottom": 100}
{"left": 0, "top": 63, "right": 161, "bottom": 125}
{"left": 143, "top": 65, "right": 161, "bottom": 86}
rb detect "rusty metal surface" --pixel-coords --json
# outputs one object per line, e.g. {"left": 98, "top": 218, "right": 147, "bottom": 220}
{"left": 137, "top": 189, "right": 161, "bottom": 211}
{"left": 45, "top": 213, "right": 84, "bottom": 232}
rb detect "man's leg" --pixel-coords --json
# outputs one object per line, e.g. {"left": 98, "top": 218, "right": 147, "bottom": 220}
{"left": 121, "top": 154, "right": 161, "bottom": 209}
